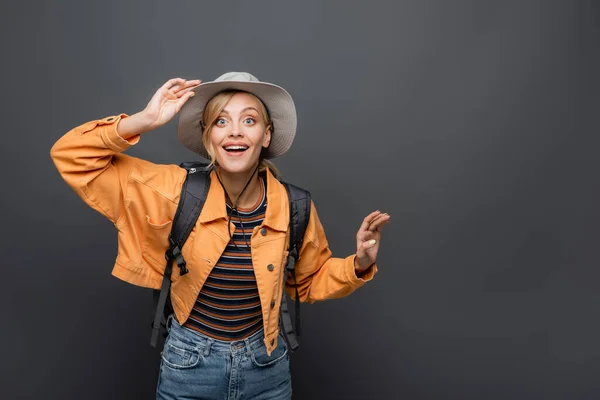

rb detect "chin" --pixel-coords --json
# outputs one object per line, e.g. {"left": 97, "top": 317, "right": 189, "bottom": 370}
{"left": 215, "top": 159, "right": 259, "bottom": 175}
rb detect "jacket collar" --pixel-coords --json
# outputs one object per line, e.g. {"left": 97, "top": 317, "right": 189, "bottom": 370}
{"left": 199, "top": 168, "right": 289, "bottom": 232}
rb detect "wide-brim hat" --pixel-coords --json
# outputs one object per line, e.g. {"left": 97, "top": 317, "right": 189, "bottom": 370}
{"left": 177, "top": 72, "right": 297, "bottom": 160}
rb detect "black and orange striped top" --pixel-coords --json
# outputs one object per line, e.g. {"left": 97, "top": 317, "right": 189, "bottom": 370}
{"left": 183, "top": 177, "right": 267, "bottom": 341}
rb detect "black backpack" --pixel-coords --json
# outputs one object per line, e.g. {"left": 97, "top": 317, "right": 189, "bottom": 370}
{"left": 150, "top": 162, "right": 310, "bottom": 352}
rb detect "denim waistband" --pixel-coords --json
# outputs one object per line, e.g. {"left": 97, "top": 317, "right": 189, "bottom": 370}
{"left": 166, "top": 315, "right": 267, "bottom": 355}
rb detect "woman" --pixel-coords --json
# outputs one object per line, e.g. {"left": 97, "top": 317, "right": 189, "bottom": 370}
{"left": 51, "top": 72, "right": 390, "bottom": 399}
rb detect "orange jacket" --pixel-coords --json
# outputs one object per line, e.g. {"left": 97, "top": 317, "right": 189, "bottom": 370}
{"left": 50, "top": 114, "right": 377, "bottom": 354}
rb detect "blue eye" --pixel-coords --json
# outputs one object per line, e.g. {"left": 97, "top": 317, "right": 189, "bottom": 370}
{"left": 216, "top": 118, "right": 227, "bottom": 125}
{"left": 244, "top": 118, "right": 255, "bottom": 124}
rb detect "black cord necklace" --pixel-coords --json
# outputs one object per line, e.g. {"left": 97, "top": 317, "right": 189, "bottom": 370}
{"left": 216, "top": 164, "right": 260, "bottom": 249}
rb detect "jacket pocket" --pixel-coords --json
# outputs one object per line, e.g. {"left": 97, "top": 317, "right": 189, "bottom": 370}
{"left": 142, "top": 215, "right": 172, "bottom": 272}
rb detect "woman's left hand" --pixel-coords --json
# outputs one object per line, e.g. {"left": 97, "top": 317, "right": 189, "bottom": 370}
{"left": 355, "top": 211, "right": 391, "bottom": 273}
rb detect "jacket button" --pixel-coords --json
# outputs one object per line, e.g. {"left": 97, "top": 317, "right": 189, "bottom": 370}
{"left": 267, "top": 264, "right": 274, "bottom": 271}
{"left": 260, "top": 227, "right": 267, "bottom": 236}
{"left": 270, "top": 300, "right": 276, "bottom": 308}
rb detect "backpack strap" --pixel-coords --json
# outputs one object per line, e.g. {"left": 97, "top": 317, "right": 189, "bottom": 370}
{"left": 150, "top": 163, "right": 211, "bottom": 347}
{"left": 280, "top": 182, "right": 311, "bottom": 352}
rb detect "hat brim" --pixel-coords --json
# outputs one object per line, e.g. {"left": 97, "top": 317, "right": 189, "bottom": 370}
{"left": 177, "top": 80, "right": 297, "bottom": 160}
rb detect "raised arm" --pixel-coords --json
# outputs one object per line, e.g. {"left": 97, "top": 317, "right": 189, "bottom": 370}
{"left": 50, "top": 78, "right": 200, "bottom": 222}
{"left": 286, "top": 202, "right": 390, "bottom": 303}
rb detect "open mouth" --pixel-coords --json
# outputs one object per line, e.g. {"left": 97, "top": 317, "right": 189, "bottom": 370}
{"left": 223, "top": 145, "right": 249, "bottom": 154}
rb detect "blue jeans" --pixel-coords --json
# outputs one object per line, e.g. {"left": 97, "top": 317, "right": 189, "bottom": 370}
{"left": 156, "top": 317, "right": 292, "bottom": 399}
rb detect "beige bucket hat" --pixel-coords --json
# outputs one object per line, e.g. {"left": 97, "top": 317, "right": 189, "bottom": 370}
{"left": 177, "top": 72, "right": 297, "bottom": 159}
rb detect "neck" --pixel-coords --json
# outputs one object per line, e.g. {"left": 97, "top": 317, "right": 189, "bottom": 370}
{"left": 216, "top": 164, "right": 262, "bottom": 209}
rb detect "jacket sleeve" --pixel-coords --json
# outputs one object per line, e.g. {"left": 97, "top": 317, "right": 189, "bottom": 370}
{"left": 50, "top": 114, "right": 139, "bottom": 224}
{"left": 285, "top": 201, "right": 378, "bottom": 303}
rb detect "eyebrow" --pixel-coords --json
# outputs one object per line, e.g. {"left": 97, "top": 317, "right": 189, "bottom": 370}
{"left": 220, "top": 107, "right": 259, "bottom": 115}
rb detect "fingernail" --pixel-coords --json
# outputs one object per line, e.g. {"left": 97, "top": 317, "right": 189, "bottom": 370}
{"left": 369, "top": 239, "right": 377, "bottom": 246}
{"left": 190, "top": 92, "right": 196, "bottom": 97}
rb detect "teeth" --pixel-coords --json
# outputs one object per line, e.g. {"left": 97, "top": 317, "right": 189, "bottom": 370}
{"left": 225, "top": 146, "right": 248, "bottom": 150}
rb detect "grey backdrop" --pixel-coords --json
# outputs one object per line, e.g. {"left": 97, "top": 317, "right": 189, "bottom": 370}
{"left": 2, "top": 0, "right": 600, "bottom": 399}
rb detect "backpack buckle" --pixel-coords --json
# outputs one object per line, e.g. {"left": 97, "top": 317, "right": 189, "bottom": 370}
{"left": 166, "top": 235, "right": 189, "bottom": 276}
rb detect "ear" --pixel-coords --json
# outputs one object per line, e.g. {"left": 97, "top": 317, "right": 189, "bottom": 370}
{"left": 263, "top": 125, "right": 272, "bottom": 148}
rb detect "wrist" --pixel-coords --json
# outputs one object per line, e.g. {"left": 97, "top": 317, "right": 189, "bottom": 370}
{"left": 354, "top": 257, "right": 373, "bottom": 276}
{"left": 116, "top": 110, "right": 154, "bottom": 139}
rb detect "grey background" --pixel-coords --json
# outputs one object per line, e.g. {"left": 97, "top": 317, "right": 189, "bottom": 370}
{"left": 1, "top": 0, "right": 599, "bottom": 399}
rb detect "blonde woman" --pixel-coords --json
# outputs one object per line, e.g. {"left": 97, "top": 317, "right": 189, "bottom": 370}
{"left": 51, "top": 72, "right": 390, "bottom": 399}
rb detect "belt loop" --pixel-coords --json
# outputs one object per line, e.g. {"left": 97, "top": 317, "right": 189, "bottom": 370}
{"left": 166, "top": 314, "right": 174, "bottom": 333}
{"left": 204, "top": 339, "right": 213, "bottom": 357}
{"left": 244, "top": 336, "right": 253, "bottom": 357}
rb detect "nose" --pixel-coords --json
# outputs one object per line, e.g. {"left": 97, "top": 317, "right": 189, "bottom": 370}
{"left": 229, "top": 120, "right": 243, "bottom": 137}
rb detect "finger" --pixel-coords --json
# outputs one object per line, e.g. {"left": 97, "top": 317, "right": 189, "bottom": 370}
{"left": 368, "top": 213, "right": 390, "bottom": 232}
{"left": 359, "top": 225, "right": 382, "bottom": 241}
{"left": 357, "top": 239, "right": 379, "bottom": 259}
{"left": 174, "top": 84, "right": 202, "bottom": 97}
{"left": 365, "top": 214, "right": 387, "bottom": 233}
{"left": 161, "top": 78, "right": 186, "bottom": 91}
{"left": 363, "top": 239, "right": 378, "bottom": 249}
{"left": 174, "top": 80, "right": 202, "bottom": 95}
{"left": 170, "top": 81, "right": 198, "bottom": 95}
{"left": 174, "top": 91, "right": 196, "bottom": 112}
{"left": 359, "top": 211, "right": 382, "bottom": 232}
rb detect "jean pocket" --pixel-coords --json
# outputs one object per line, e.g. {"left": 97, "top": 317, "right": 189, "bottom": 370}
{"left": 161, "top": 335, "right": 202, "bottom": 370}
{"left": 250, "top": 334, "right": 288, "bottom": 367}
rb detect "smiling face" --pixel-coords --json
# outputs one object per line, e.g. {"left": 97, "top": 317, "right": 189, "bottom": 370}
{"left": 202, "top": 91, "right": 272, "bottom": 175}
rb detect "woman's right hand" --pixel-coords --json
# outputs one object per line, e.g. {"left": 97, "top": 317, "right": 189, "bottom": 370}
{"left": 117, "top": 78, "right": 201, "bottom": 139}
{"left": 143, "top": 78, "right": 201, "bottom": 129}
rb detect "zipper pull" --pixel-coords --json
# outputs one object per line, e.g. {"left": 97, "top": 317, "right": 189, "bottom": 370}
{"left": 189, "top": 168, "right": 197, "bottom": 174}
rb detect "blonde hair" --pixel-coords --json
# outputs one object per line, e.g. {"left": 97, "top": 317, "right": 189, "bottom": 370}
{"left": 201, "top": 90, "right": 281, "bottom": 179}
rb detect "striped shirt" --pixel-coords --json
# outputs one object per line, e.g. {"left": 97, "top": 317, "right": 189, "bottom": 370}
{"left": 183, "top": 177, "right": 266, "bottom": 340}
